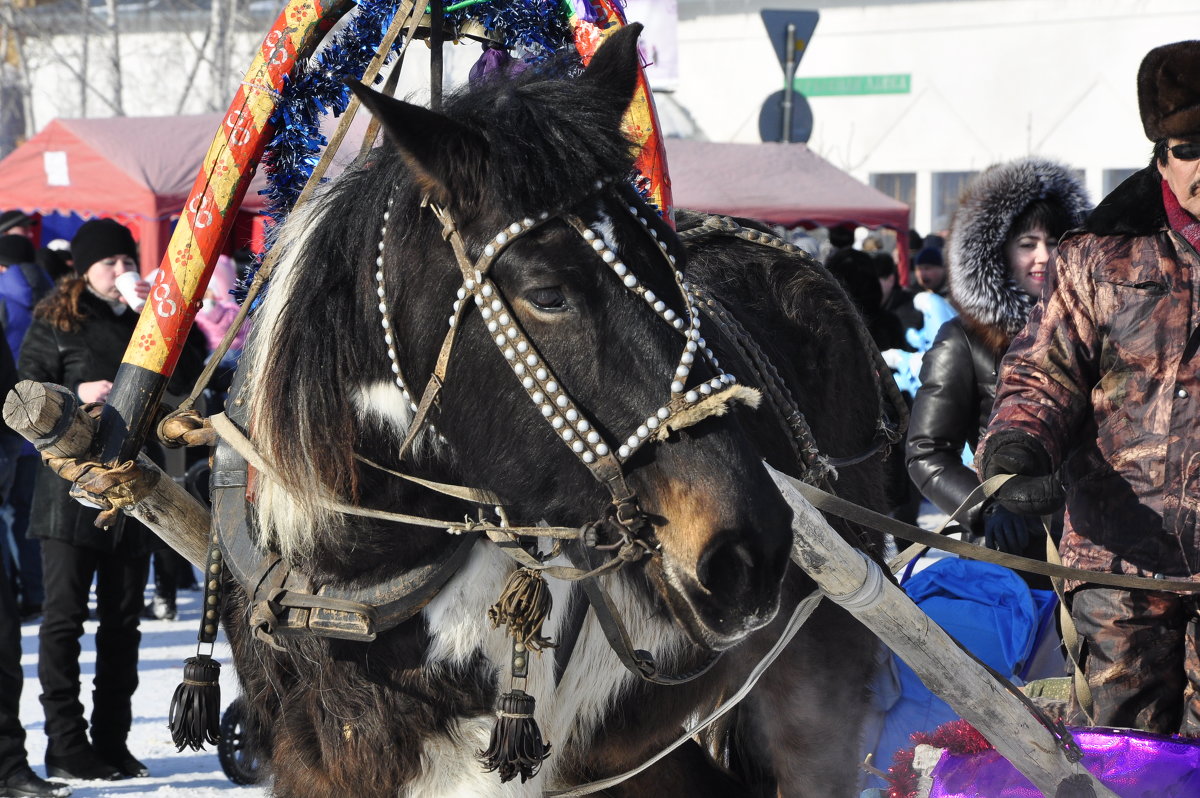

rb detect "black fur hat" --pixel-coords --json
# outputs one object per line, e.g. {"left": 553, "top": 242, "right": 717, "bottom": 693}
{"left": 1138, "top": 40, "right": 1200, "bottom": 141}
{"left": 948, "top": 157, "right": 1090, "bottom": 349}
{"left": 0, "top": 210, "right": 30, "bottom": 234}
{"left": 0, "top": 234, "right": 35, "bottom": 266}
{"left": 71, "top": 218, "right": 138, "bottom": 275}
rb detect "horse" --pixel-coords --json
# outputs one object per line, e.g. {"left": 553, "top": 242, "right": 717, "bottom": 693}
{"left": 214, "top": 24, "right": 891, "bottom": 797}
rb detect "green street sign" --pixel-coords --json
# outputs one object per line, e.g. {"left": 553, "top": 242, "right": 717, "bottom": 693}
{"left": 793, "top": 74, "right": 911, "bottom": 97}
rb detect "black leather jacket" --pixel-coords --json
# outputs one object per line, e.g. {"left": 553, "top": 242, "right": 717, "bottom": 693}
{"left": 905, "top": 317, "right": 999, "bottom": 534}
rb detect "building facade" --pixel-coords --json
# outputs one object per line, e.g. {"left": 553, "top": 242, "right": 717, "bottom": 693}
{"left": 673, "top": 0, "right": 1199, "bottom": 234}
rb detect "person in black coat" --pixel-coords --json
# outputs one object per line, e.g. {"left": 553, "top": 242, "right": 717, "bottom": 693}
{"left": 17, "top": 219, "right": 205, "bottom": 782}
{"left": 905, "top": 158, "right": 1090, "bottom": 572}
{"left": 0, "top": 339, "right": 70, "bottom": 797}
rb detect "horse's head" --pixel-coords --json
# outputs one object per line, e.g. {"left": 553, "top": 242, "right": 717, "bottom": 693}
{"left": 250, "top": 26, "right": 794, "bottom": 651}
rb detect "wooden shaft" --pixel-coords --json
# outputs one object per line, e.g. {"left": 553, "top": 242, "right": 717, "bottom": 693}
{"left": 5, "top": 380, "right": 211, "bottom": 567}
{"left": 766, "top": 465, "right": 1117, "bottom": 798}
{"left": 3, "top": 381, "right": 97, "bottom": 459}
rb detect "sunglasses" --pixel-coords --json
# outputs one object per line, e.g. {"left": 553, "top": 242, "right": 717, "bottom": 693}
{"left": 1168, "top": 142, "right": 1200, "bottom": 161}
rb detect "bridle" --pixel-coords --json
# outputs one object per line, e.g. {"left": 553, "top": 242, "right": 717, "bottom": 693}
{"left": 375, "top": 179, "right": 761, "bottom": 541}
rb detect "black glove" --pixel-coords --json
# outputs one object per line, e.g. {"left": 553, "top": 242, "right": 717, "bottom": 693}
{"left": 979, "top": 433, "right": 1065, "bottom": 516}
{"left": 982, "top": 503, "right": 1036, "bottom": 554}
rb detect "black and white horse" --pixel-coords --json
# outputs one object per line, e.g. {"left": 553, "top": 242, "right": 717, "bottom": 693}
{"left": 220, "top": 25, "right": 888, "bottom": 797}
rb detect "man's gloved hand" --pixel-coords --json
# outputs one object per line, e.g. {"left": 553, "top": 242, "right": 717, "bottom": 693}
{"left": 982, "top": 503, "right": 1037, "bottom": 554}
{"left": 979, "top": 433, "right": 1065, "bottom": 515}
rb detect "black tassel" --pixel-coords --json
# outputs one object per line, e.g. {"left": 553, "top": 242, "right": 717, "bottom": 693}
{"left": 1054, "top": 774, "right": 1098, "bottom": 798}
{"left": 168, "top": 654, "right": 222, "bottom": 751}
{"left": 478, "top": 689, "right": 551, "bottom": 783}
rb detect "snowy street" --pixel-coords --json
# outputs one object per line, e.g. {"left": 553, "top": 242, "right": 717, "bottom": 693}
{"left": 17, "top": 588, "right": 265, "bottom": 797}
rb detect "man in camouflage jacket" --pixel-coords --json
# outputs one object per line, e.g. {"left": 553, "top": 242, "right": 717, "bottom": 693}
{"left": 978, "top": 40, "right": 1200, "bottom": 735}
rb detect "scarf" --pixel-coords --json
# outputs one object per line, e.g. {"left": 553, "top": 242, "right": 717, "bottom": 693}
{"left": 1162, "top": 179, "right": 1200, "bottom": 253}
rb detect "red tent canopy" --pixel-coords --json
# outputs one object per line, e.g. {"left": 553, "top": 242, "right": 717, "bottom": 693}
{"left": 0, "top": 115, "right": 268, "bottom": 273}
{"left": 665, "top": 139, "right": 909, "bottom": 233}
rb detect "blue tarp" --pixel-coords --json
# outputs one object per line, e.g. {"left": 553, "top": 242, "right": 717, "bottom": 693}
{"left": 863, "top": 558, "right": 1053, "bottom": 790}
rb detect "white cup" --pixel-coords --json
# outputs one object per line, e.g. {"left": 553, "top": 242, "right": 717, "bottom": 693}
{"left": 114, "top": 270, "right": 148, "bottom": 312}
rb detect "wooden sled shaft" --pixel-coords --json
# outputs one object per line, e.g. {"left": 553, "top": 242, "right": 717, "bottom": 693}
{"left": 767, "top": 465, "right": 1117, "bottom": 798}
{"left": 4, "top": 380, "right": 211, "bottom": 568}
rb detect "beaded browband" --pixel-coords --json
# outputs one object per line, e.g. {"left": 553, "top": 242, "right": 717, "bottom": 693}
{"left": 374, "top": 182, "right": 760, "bottom": 501}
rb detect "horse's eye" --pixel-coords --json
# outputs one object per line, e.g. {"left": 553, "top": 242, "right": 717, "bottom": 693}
{"left": 526, "top": 287, "right": 567, "bottom": 312}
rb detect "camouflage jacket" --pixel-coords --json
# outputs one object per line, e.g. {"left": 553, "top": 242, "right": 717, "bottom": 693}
{"left": 980, "top": 165, "right": 1200, "bottom": 585}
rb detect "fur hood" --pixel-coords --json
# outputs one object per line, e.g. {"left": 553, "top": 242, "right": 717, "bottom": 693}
{"left": 948, "top": 157, "right": 1090, "bottom": 353}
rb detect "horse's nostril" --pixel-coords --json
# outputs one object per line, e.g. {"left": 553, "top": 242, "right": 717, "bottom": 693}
{"left": 695, "top": 537, "right": 758, "bottom": 601}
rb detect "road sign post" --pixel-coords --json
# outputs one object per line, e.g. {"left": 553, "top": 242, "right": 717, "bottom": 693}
{"left": 759, "top": 10, "right": 819, "bottom": 144}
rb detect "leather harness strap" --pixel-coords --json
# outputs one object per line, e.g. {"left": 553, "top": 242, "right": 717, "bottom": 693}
{"left": 564, "top": 540, "right": 722, "bottom": 685}
{"left": 795, "top": 476, "right": 1200, "bottom": 592}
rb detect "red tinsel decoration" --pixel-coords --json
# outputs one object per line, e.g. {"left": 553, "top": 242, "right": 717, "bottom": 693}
{"left": 886, "top": 719, "right": 994, "bottom": 798}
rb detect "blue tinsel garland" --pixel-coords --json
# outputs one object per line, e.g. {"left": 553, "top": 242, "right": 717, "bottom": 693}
{"left": 238, "top": 1, "right": 589, "bottom": 301}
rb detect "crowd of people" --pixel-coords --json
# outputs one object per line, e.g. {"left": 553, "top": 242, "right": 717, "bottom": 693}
{"left": 0, "top": 216, "right": 245, "bottom": 797}
{"left": 821, "top": 39, "right": 1200, "bottom": 772}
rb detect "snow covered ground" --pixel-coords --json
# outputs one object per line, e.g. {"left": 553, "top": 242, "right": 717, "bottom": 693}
{"left": 17, "top": 588, "right": 268, "bottom": 797}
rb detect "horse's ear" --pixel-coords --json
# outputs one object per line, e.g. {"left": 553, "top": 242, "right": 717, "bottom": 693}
{"left": 349, "top": 81, "right": 486, "bottom": 206}
{"left": 578, "top": 23, "right": 644, "bottom": 120}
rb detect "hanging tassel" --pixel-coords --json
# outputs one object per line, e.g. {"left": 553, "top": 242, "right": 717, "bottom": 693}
{"left": 168, "top": 654, "right": 222, "bottom": 751}
{"left": 169, "top": 538, "right": 225, "bottom": 751}
{"left": 488, "top": 567, "right": 555, "bottom": 651}
{"left": 478, "top": 688, "right": 551, "bottom": 783}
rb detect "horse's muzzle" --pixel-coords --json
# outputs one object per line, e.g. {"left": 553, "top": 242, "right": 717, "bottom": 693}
{"left": 656, "top": 521, "right": 791, "bottom": 650}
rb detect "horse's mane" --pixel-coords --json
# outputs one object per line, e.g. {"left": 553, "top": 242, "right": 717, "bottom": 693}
{"left": 246, "top": 51, "right": 641, "bottom": 563}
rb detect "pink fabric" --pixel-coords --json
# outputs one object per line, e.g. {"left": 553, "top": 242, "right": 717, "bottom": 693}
{"left": 208, "top": 255, "right": 238, "bottom": 299}
{"left": 195, "top": 300, "right": 248, "bottom": 353}
{"left": 1163, "top": 179, "right": 1200, "bottom": 252}
{"left": 926, "top": 727, "right": 1200, "bottom": 797}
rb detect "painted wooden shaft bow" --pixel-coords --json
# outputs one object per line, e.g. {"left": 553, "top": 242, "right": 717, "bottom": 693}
{"left": 96, "top": 0, "right": 354, "bottom": 465}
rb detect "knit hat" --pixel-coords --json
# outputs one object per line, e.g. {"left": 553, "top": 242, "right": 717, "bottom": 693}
{"left": 0, "top": 210, "right": 30, "bottom": 235}
{"left": 1137, "top": 40, "right": 1200, "bottom": 141}
{"left": 71, "top": 219, "right": 138, "bottom": 275}
{"left": 0, "top": 234, "right": 35, "bottom": 266}
{"left": 913, "top": 246, "right": 944, "bottom": 267}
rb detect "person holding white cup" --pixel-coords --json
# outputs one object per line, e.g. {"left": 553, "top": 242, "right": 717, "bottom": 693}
{"left": 15, "top": 218, "right": 206, "bottom": 783}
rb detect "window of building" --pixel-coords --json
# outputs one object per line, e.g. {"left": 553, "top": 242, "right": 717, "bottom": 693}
{"left": 870, "top": 173, "right": 916, "bottom": 217}
{"left": 931, "top": 171, "right": 979, "bottom": 233}
{"left": 1103, "top": 168, "right": 1139, "bottom": 196}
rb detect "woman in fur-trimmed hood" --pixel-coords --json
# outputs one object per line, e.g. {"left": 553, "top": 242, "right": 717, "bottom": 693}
{"left": 948, "top": 157, "right": 1092, "bottom": 353}
{"left": 906, "top": 157, "right": 1089, "bottom": 576}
